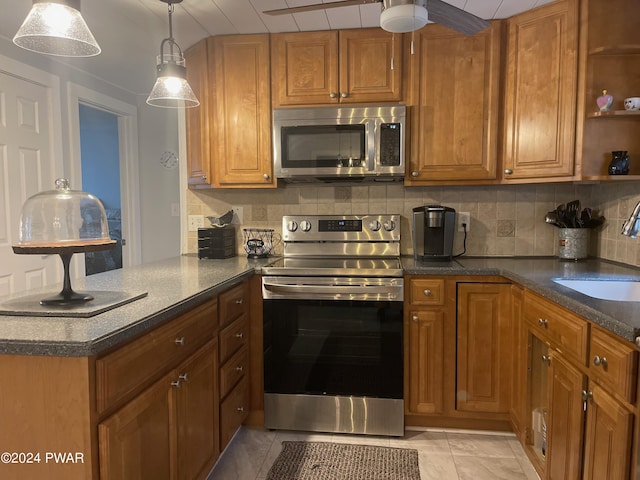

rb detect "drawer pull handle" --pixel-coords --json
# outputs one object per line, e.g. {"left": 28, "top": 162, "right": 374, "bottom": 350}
{"left": 593, "top": 356, "right": 608, "bottom": 368}
{"left": 236, "top": 406, "right": 245, "bottom": 413}
{"left": 542, "top": 354, "right": 551, "bottom": 365}
{"left": 179, "top": 373, "right": 189, "bottom": 382}
{"left": 423, "top": 289, "right": 432, "bottom": 296}
{"left": 538, "top": 318, "right": 548, "bottom": 327}
{"left": 175, "top": 337, "right": 185, "bottom": 346}
{"left": 236, "top": 365, "right": 244, "bottom": 373}
{"left": 235, "top": 298, "right": 244, "bottom": 304}
{"left": 171, "top": 380, "right": 181, "bottom": 388}
{"left": 235, "top": 332, "right": 244, "bottom": 339}
{"left": 412, "top": 315, "right": 419, "bottom": 322}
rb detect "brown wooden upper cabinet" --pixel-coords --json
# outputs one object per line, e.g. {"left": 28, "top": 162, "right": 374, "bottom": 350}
{"left": 405, "top": 22, "right": 501, "bottom": 184}
{"left": 271, "top": 29, "right": 403, "bottom": 106}
{"left": 502, "top": 0, "right": 578, "bottom": 181}
{"left": 185, "top": 35, "right": 275, "bottom": 188}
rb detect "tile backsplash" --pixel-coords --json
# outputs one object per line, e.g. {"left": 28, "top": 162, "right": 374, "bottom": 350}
{"left": 187, "top": 181, "right": 640, "bottom": 268}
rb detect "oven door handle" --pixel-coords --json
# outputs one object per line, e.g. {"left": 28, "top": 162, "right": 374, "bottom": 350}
{"left": 262, "top": 281, "right": 402, "bottom": 300}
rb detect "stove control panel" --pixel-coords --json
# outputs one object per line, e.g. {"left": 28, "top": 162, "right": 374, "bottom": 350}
{"left": 282, "top": 214, "right": 400, "bottom": 242}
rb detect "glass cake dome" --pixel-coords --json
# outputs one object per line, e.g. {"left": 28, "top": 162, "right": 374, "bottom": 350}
{"left": 17, "top": 178, "right": 111, "bottom": 246}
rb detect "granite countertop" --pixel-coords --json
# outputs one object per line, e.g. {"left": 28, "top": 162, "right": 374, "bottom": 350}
{"left": 1, "top": 255, "right": 639, "bottom": 357}
{"left": 0, "top": 255, "right": 273, "bottom": 357}
{"left": 403, "top": 256, "right": 640, "bottom": 343}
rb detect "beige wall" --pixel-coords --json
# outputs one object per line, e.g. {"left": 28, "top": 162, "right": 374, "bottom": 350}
{"left": 187, "top": 181, "right": 640, "bottom": 268}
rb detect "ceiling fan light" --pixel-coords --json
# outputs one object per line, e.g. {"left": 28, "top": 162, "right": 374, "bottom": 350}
{"left": 13, "top": 0, "right": 101, "bottom": 57}
{"left": 146, "top": 54, "right": 200, "bottom": 108}
{"left": 380, "top": 4, "right": 428, "bottom": 33}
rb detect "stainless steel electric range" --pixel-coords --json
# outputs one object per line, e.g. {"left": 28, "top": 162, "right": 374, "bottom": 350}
{"left": 261, "top": 214, "right": 404, "bottom": 437}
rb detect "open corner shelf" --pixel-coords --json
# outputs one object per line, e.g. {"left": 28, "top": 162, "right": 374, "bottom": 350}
{"left": 586, "top": 110, "right": 640, "bottom": 119}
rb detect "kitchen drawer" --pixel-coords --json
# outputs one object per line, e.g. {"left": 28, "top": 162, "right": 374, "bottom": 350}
{"left": 220, "top": 345, "right": 248, "bottom": 399}
{"left": 524, "top": 291, "right": 588, "bottom": 364}
{"left": 589, "top": 326, "right": 638, "bottom": 404}
{"left": 219, "top": 281, "right": 248, "bottom": 327}
{"left": 220, "top": 375, "right": 249, "bottom": 450}
{"left": 409, "top": 278, "right": 445, "bottom": 306}
{"left": 96, "top": 297, "right": 217, "bottom": 414}
{"left": 219, "top": 312, "right": 248, "bottom": 364}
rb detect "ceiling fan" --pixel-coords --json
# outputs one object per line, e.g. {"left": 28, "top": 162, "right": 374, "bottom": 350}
{"left": 263, "top": 0, "right": 490, "bottom": 36}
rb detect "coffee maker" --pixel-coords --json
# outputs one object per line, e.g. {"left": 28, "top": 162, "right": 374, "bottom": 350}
{"left": 412, "top": 205, "right": 456, "bottom": 260}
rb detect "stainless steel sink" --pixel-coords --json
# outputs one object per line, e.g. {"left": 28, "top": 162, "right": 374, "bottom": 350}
{"left": 553, "top": 279, "right": 640, "bottom": 302}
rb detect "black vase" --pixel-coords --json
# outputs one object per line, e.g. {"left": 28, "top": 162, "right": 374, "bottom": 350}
{"left": 608, "top": 151, "right": 630, "bottom": 175}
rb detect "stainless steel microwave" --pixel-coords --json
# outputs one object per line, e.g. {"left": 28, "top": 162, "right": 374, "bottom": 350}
{"left": 273, "top": 105, "right": 405, "bottom": 183}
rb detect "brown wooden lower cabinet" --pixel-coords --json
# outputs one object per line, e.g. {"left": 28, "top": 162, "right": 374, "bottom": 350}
{"left": 99, "top": 340, "right": 219, "bottom": 480}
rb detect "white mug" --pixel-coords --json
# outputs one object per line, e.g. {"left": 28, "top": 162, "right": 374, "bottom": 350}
{"left": 624, "top": 97, "right": 640, "bottom": 111}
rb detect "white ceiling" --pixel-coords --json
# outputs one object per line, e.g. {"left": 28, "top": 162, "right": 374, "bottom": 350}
{"left": 0, "top": 0, "right": 555, "bottom": 98}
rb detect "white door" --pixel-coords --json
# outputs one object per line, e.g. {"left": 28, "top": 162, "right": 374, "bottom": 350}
{"left": 0, "top": 72, "right": 60, "bottom": 297}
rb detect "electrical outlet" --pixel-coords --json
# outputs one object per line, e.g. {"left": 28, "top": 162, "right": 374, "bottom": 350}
{"left": 457, "top": 212, "right": 470, "bottom": 232}
{"left": 188, "top": 214, "right": 204, "bottom": 231}
{"left": 231, "top": 206, "right": 243, "bottom": 224}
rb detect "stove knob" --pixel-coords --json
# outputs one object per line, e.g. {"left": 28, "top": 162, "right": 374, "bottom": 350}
{"left": 383, "top": 220, "right": 396, "bottom": 231}
{"left": 286, "top": 220, "right": 298, "bottom": 232}
{"left": 300, "top": 220, "right": 312, "bottom": 232}
{"left": 369, "top": 220, "right": 381, "bottom": 232}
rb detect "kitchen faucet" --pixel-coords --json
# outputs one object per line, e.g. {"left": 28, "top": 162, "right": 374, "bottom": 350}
{"left": 621, "top": 200, "right": 640, "bottom": 238}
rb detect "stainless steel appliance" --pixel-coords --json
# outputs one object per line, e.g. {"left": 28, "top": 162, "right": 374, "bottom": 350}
{"left": 261, "top": 214, "right": 404, "bottom": 436}
{"left": 273, "top": 105, "right": 405, "bottom": 183}
{"left": 413, "top": 205, "right": 456, "bottom": 260}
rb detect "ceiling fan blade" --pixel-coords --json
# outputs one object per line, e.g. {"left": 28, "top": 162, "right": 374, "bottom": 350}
{"left": 427, "top": 0, "right": 490, "bottom": 35}
{"left": 264, "top": 0, "right": 381, "bottom": 16}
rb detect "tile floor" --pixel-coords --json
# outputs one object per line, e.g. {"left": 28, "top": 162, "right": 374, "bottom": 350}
{"left": 206, "top": 426, "right": 540, "bottom": 480}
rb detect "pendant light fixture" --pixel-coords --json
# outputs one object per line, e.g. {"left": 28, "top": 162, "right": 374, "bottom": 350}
{"left": 13, "top": 0, "right": 100, "bottom": 57}
{"left": 146, "top": 0, "right": 199, "bottom": 108}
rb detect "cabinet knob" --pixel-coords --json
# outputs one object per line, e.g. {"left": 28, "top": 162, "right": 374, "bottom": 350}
{"left": 202, "top": 175, "right": 207, "bottom": 181}
{"left": 235, "top": 332, "right": 244, "bottom": 339}
{"left": 236, "top": 365, "right": 244, "bottom": 373}
{"left": 412, "top": 315, "right": 419, "bottom": 322}
{"left": 179, "top": 373, "right": 189, "bottom": 382}
{"left": 235, "top": 298, "right": 244, "bottom": 304}
{"left": 504, "top": 169, "right": 513, "bottom": 175}
{"left": 175, "top": 337, "right": 185, "bottom": 346}
{"left": 263, "top": 173, "right": 270, "bottom": 180}
{"left": 582, "top": 389, "right": 593, "bottom": 402}
{"left": 593, "top": 355, "right": 608, "bottom": 368}
{"left": 341, "top": 92, "right": 349, "bottom": 98}
{"left": 236, "top": 406, "right": 245, "bottom": 413}
{"left": 542, "top": 354, "right": 551, "bottom": 365}
{"left": 171, "top": 380, "right": 182, "bottom": 388}
{"left": 423, "top": 289, "right": 432, "bottom": 296}
{"left": 538, "top": 318, "right": 548, "bottom": 328}
{"left": 411, "top": 171, "right": 419, "bottom": 177}
{"left": 329, "top": 92, "right": 337, "bottom": 98}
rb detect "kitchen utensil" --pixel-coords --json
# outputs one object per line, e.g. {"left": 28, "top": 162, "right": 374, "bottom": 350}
{"left": 545, "top": 211, "right": 561, "bottom": 227}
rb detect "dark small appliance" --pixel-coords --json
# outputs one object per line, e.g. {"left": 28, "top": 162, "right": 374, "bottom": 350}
{"left": 412, "top": 205, "right": 456, "bottom": 260}
{"left": 198, "top": 225, "right": 236, "bottom": 259}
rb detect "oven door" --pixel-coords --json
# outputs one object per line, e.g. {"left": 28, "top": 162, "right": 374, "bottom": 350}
{"left": 262, "top": 276, "right": 404, "bottom": 436}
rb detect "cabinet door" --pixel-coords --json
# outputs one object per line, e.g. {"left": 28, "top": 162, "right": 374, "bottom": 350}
{"left": 546, "top": 352, "right": 585, "bottom": 480}
{"left": 338, "top": 29, "right": 402, "bottom": 103}
{"left": 271, "top": 31, "right": 339, "bottom": 106}
{"left": 510, "top": 285, "right": 526, "bottom": 438}
{"left": 456, "top": 283, "right": 512, "bottom": 413}
{"left": 176, "top": 340, "right": 219, "bottom": 480}
{"left": 185, "top": 38, "right": 212, "bottom": 187}
{"left": 582, "top": 383, "right": 633, "bottom": 480}
{"left": 99, "top": 372, "right": 174, "bottom": 480}
{"left": 406, "top": 310, "right": 444, "bottom": 414}
{"left": 502, "top": 0, "right": 578, "bottom": 180}
{"left": 212, "top": 34, "right": 274, "bottom": 187}
{"left": 406, "top": 23, "right": 501, "bottom": 183}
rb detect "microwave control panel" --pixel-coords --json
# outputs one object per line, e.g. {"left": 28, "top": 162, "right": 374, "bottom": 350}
{"left": 379, "top": 123, "right": 401, "bottom": 166}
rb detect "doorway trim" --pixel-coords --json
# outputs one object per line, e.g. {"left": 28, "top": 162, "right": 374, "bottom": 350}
{"left": 67, "top": 83, "right": 142, "bottom": 269}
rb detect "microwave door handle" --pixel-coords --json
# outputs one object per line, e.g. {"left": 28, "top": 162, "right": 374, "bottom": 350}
{"left": 367, "top": 120, "right": 376, "bottom": 172}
